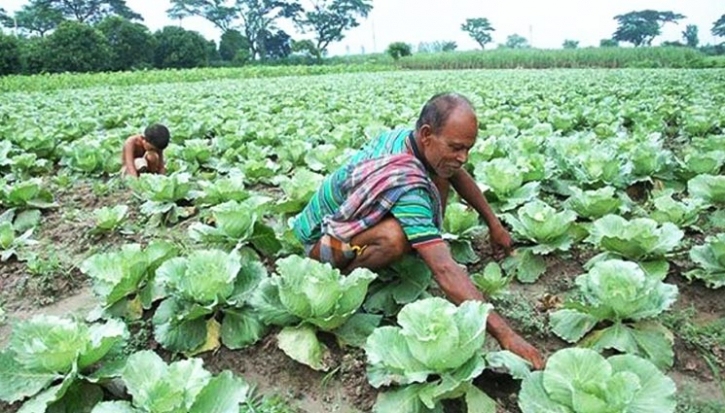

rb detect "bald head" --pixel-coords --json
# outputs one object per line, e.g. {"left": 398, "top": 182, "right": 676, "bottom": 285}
{"left": 415, "top": 93, "right": 476, "bottom": 134}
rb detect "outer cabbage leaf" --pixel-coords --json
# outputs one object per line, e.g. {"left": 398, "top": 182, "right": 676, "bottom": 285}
{"left": 686, "top": 233, "right": 725, "bottom": 288}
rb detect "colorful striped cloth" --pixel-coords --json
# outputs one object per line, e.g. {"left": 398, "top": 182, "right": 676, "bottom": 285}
{"left": 293, "top": 128, "right": 443, "bottom": 248}
{"left": 324, "top": 153, "right": 442, "bottom": 242}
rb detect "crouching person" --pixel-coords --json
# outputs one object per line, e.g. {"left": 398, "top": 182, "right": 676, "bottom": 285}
{"left": 121, "top": 124, "right": 169, "bottom": 177}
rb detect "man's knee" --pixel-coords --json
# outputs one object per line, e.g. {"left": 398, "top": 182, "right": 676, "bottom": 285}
{"left": 375, "top": 219, "right": 411, "bottom": 258}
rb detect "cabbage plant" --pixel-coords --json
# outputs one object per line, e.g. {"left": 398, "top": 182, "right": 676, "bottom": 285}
{"left": 363, "top": 255, "right": 433, "bottom": 317}
{"left": 90, "top": 351, "right": 250, "bottom": 413}
{"left": 191, "top": 171, "right": 248, "bottom": 207}
{"left": 471, "top": 262, "right": 512, "bottom": 297}
{"left": 128, "top": 172, "right": 195, "bottom": 226}
{"left": 60, "top": 140, "right": 117, "bottom": 175}
{"left": 0, "top": 178, "right": 56, "bottom": 210}
{"left": 80, "top": 242, "right": 178, "bottom": 320}
{"left": 474, "top": 158, "right": 539, "bottom": 211}
{"left": 272, "top": 168, "right": 324, "bottom": 214}
{"left": 188, "top": 199, "right": 281, "bottom": 257}
{"left": 679, "top": 149, "right": 725, "bottom": 177}
{"left": 0, "top": 316, "right": 128, "bottom": 410}
{"left": 90, "top": 205, "right": 129, "bottom": 235}
{"left": 0, "top": 221, "right": 36, "bottom": 262}
{"left": 152, "top": 249, "right": 267, "bottom": 355}
{"left": 550, "top": 260, "right": 678, "bottom": 369}
{"left": 688, "top": 174, "right": 725, "bottom": 205}
{"left": 250, "top": 255, "right": 377, "bottom": 371}
{"left": 586, "top": 215, "right": 683, "bottom": 265}
{"left": 503, "top": 200, "right": 577, "bottom": 254}
{"left": 443, "top": 202, "right": 485, "bottom": 264}
{"left": 563, "top": 186, "right": 625, "bottom": 220}
{"left": 365, "top": 297, "right": 530, "bottom": 412}
{"left": 686, "top": 234, "right": 725, "bottom": 289}
{"left": 519, "top": 348, "right": 676, "bottom": 413}
{"left": 648, "top": 190, "right": 703, "bottom": 228}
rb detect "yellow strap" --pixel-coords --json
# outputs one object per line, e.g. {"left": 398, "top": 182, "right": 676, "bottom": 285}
{"left": 350, "top": 245, "right": 367, "bottom": 256}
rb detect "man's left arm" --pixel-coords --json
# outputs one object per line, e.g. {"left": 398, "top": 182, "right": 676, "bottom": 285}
{"left": 449, "top": 169, "right": 512, "bottom": 258}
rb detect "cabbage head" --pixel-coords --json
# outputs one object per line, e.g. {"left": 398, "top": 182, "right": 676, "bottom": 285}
{"left": 519, "top": 348, "right": 676, "bottom": 413}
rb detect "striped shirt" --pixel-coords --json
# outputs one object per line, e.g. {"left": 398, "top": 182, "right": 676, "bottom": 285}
{"left": 292, "top": 129, "right": 442, "bottom": 248}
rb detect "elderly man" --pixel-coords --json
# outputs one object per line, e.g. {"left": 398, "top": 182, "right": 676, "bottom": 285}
{"left": 293, "top": 93, "right": 544, "bottom": 369}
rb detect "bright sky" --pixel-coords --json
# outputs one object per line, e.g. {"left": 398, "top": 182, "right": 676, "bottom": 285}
{"left": 2, "top": 0, "right": 723, "bottom": 54}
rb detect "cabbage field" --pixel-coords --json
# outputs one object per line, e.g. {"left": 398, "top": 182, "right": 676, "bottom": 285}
{"left": 0, "top": 68, "right": 724, "bottom": 413}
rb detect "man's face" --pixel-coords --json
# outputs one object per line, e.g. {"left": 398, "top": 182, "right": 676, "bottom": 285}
{"left": 419, "top": 107, "right": 478, "bottom": 178}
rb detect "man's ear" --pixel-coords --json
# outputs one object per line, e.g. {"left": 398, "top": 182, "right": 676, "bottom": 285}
{"left": 418, "top": 124, "right": 433, "bottom": 147}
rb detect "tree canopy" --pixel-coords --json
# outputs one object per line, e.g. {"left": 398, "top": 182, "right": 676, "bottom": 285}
{"left": 34, "top": 0, "right": 142, "bottom": 24}
{"left": 294, "top": 0, "right": 372, "bottom": 60}
{"left": 562, "top": 39, "right": 579, "bottom": 49}
{"left": 713, "top": 14, "right": 725, "bottom": 38}
{"left": 97, "top": 16, "right": 155, "bottom": 70}
{"left": 612, "top": 10, "right": 685, "bottom": 46}
{"left": 461, "top": 17, "right": 495, "bottom": 50}
{"left": 167, "top": 0, "right": 238, "bottom": 32}
{"left": 682, "top": 24, "right": 698, "bottom": 48}
{"left": 502, "top": 34, "right": 529, "bottom": 49}
{"left": 153, "top": 26, "right": 209, "bottom": 69}
{"left": 4, "top": 2, "right": 65, "bottom": 37}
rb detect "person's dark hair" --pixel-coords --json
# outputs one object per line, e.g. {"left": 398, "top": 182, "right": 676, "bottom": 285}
{"left": 415, "top": 93, "right": 474, "bottom": 134}
{"left": 143, "top": 124, "right": 170, "bottom": 150}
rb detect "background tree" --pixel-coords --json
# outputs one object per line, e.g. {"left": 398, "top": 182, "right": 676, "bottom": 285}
{"left": 4, "top": 2, "right": 65, "bottom": 37}
{"left": 461, "top": 17, "right": 494, "bottom": 50}
{"left": 219, "top": 28, "right": 249, "bottom": 61}
{"left": 562, "top": 39, "right": 579, "bottom": 49}
{"left": 682, "top": 24, "right": 698, "bottom": 47}
{"left": 153, "top": 26, "right": 209, "bottom": 69}
{"left": 0, "top": 33, "right": 21, "bottom": 75}
{"left": 167, "top": 0, "right": 239, "bottom": 32}
{"left": 386, "top": 41, "right": 411, "bottom": 60}
{"left": 417, "top": 40, "right": 457, "bottom": 53}
{"left": 599, "top": 38, "right": 618, "bottom": 47}
{"left": 294, "top": 0, "right": 372, "bottom": 60}
{"left": 713, "top": 14, "right": 725, "bottom": 38}
{"left": 612, "top": 10, "right": 685, "bottom": 47}
{"left": 17, "top": 37, "right": 48, "bottom": 73}
{"left": 291, "top": 39, "right": 316, "bottom": 57}
{"left": 441, "top": 40, "right": 457, "bottom": 52}
{"left": 34, "top": 0, "right": 142, "bottom": 24}
{"left": 41, "top": 21, "right": 111, "bottom": 72}
{"left": 502, "top": 34, "right": 529, "bottom": 49}
{"left": 0, "top": 8, "right": 10, "bottom": 27}
{"left": 237, "top": 0, "right": 301, "bottom": 61}
{"left": 97, "top": 16, "right": 155, "bottom": 71}
{"left": 261, "top": 29, "right": 292, "bottom": 59}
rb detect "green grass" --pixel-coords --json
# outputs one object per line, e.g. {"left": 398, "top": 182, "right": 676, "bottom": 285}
{"left": 398, "top": 47, "right": 708, "bottom": 70}
{"left": 0, "top": 63, "right": 395, "bottom": 93}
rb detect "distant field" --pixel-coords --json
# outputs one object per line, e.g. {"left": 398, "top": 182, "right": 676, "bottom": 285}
{"left": 398, "top": 47, "right": 709, "bottom": 70}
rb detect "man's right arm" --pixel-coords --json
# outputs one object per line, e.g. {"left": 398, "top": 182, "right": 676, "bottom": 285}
{"left": 415, "top": 241, "right": 545, "bottom": 369}
{"left": 122, "top": 137, "right": 138, "bottom": 177}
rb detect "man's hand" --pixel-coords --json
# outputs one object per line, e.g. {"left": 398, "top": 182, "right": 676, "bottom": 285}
{"left": 489, "top": 223, "right": 513, "bottom": 260}
{"left": 499, "top": 332, "right": 545, "bottom": 370}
